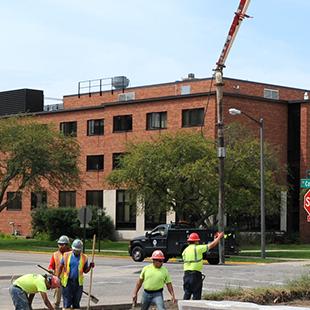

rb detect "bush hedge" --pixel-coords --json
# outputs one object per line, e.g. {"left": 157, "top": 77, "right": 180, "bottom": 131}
{"left": 31, "top": 206, "right": 115, "bottom": 241}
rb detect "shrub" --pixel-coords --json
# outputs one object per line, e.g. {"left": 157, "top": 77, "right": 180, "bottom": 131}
{"left": 32, "top": 206, "right": 115, "bottom": 241}
{"left": 81, "top": 206, "right": 116, "bottom": 241}
{"left": 32, "top": 207, "right": 80, "bottom": 240}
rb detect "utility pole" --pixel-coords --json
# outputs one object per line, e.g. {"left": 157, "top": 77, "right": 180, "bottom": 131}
{"left": 214, "top": 0, "right": 252, "bottom": 264}
{"left": 215, "top": 67, "right": 225, "bottom": 264}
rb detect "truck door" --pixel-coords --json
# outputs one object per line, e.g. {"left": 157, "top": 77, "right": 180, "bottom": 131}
{"left": 145, "top": 225, "right": 168, "bottom": 255}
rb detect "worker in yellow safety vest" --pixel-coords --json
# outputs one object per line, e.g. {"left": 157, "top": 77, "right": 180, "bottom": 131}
{"left": 48, "top": 235, "right": 71, "bottom": 309}
{"left": 57, "top": 239, "right": 94, "bottom": 310}
{"left": 182, "top": 231, "right": 224, "bottom": 300}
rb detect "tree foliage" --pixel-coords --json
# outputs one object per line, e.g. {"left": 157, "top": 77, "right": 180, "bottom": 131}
{"left": 0, "top": 116, "right": 81, "bottom": 212}
{"left": 107, "top": 127, "right": 285, "bottom": 227}
{"left": 224, "top": 123, "right": 284, "bottom": 225}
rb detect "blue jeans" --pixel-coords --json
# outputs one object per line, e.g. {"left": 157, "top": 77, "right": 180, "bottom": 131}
{"left": 62, "top": 279, "right": 83, "bottom": 309}
{"left": 141, "top": 290, "right": 165, "bottom": 310}
{"left": 9, "top": 285, "right": 31, "bottom": 310}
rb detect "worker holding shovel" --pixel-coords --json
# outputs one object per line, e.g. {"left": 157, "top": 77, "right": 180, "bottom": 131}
{"left": 57, "top": 239, "right": 95, "bottom": 310}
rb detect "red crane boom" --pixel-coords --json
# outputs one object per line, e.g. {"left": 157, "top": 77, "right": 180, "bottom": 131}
{"left": 216, "top": 0, "right": 252, "bottom": 70}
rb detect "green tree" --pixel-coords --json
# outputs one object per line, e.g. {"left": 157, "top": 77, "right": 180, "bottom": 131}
{"left": 107, "top": 128, "right": 285, "bottom": 227}
{"left": 0, "top": 117, "right": 80, "bottom": 213}
{"left": 224, "top": 123, "right": 285, "bottom": 226}
{"left": 108, "top": 132, "right": 219, "bottom": 225}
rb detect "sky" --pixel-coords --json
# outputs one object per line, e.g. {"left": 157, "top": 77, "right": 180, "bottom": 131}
{"left": 1, "top": 0, "right": 310, "bottom": 101}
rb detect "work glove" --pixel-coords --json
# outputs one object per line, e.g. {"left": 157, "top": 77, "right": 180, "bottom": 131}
{"left": 89, "top": 262, "right": 95, "bottom": 268}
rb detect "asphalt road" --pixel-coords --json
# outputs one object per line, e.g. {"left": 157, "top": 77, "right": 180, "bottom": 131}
{"left": 1, "top": 251, "right": 309, "bottom": 309}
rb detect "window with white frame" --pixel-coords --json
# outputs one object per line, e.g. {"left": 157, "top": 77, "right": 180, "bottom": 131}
{"left": 264, "top": 88, "right": 279, "bottom": 100}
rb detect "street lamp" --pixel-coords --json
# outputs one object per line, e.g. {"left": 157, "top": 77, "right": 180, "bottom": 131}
{"left": 228, "top": 108, "right": 266, "bottom": 259}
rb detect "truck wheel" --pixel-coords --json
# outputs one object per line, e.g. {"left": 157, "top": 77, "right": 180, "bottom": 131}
{"left": 132, "top": 246, "right": 145, "bottom": 262}
{"left": 207, "top": 257, "right": 219, "bottom": 265}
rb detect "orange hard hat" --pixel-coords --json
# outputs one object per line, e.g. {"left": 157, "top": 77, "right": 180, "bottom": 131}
{"left": 151, "top": 250, "right": 165, "bottom": 260}
{"left": 187, "top": 232, "right": 200, "bottom": 242}
{"left": 47, "top": 275, "right": 60, "bottom": 289}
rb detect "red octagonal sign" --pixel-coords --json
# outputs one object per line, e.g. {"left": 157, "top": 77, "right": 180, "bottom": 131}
{"left": 304, "top": 189, "right": 310, "bottom": 222}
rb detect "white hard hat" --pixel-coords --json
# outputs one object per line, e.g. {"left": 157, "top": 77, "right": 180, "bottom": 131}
{"left": 72, "top": 239, "right": 83, "bottom": 251}
{"left": 57, "top": 235, "right": 70, "bottom": 244}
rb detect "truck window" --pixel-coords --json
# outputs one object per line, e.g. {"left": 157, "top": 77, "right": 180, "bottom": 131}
{"left": 151, "top": 226, "right": 167, "bottom": 237}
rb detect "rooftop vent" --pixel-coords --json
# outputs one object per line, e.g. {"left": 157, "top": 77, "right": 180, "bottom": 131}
{"left": 182, "top": 73, "right": 196, "bottom": 81}
{"left": 112, "top": 76, "right": 130, "bottom": 90}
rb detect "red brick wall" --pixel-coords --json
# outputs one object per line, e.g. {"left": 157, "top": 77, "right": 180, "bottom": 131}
{"left": 0, "top": 77, "right": 304, "bottom": 237}
{"left": 64, "top": 77, "right": 306, "bottom": 110}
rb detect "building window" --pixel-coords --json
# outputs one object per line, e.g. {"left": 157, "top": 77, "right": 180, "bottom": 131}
{"left": 86, "top": 155, "right": 104, "bottom": 171}
{"left": 86, "top": 190, "right": 103, "bottom": 208}
{"left": 146, "top": 112, "right": 167, "bottom": 130}
{"left": 59, "top": 191, "right": 76, "bottom": 208}
{"left": 181, "top": 85, "right": 191, "bottom": 95}
{"left": 112, "top": 153, "right": 125, "bottom": 169}
{"left": 31, "top": 192, "right": 47, "bottom": 209}
{"left": 60, "top": 121, "right": 77, "bottom": 136}
{"left": 182, "top": 108, "right": 204, "bottom": 127}
{"left": 116, "top": 190, "right": 136, "bottom": 229}
{"left": 6, "top": 192, "right": 22, "bottom": 211}
{"left": 113, "top": 115, "right": 132, "bottom": 132}
{"left": 145, "top": 209, "right": 166, "bottom": 230}
{"left": 87, "top": 119, "right": 104, "bottom": 136}
{"left": 264, "top": 88, "right": 279, "bottom": 100}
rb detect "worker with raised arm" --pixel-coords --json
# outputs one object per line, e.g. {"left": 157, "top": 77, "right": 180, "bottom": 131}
{"left": 182, "top": 231, "right": 224, "bottom": 300}
{"left": 48, "top": 235, "right": 71, "bottom": 309}
{"left": 132, "top": 250, "right": 176, "bottom": 310}
{"left": 9, "top": 273, "right": 60, "bottom": 310}
{"left": 57, "top": 239, "right": 95, "bottom": 310}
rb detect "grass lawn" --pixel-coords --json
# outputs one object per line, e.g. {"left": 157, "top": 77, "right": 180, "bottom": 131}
{"left": 2, "top": 237, "right": 310, "bottom": 261}
{"left": 0, "top": 236, "right": 129, "bottom": 256}
{"left": 240, "top": 243, "right": 310, "bottom": 259}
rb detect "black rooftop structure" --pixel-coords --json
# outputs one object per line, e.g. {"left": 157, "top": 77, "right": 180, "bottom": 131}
{"left": 0, "top": 89, "right": 43, "bottom": 116}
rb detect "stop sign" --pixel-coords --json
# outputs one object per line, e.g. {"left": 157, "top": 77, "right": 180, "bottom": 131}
{"left": 304, "top": 190, "right": 310, "bottom": 217}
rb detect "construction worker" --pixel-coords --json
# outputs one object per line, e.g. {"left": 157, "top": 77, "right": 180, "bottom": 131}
{"left": 182, "top": 231, "right": 224, "bottom": 300}
{"left": 57, "top": 239, "right": 95, "bottom": 310}
{"left": 48, "top": 235, "right": 71, "bottom": 309}
{"left": 132, "top": 250, "right": 176, "bottom": 310}
{"left": 9, "top": 273, "right": 60, "bottom": 310}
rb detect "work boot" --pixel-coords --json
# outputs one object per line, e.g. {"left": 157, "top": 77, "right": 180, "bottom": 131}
{"left": 54, "top": 303, "right": 60, "bottom": 309}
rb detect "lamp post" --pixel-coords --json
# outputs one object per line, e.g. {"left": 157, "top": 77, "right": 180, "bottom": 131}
{"left": 228, "top": 108, "right": 266, "bottom": 259}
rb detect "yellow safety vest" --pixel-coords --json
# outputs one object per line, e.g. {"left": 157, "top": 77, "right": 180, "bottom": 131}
{"left": 182, "top": 244, "right": 208, "bottom": 272}
{"left": 61, "top": 251, "right": 87, "bottom": 287}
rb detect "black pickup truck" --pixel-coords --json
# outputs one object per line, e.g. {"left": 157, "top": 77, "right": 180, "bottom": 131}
{"left": 128, "top": 223, "right": 238, "bottom": 265}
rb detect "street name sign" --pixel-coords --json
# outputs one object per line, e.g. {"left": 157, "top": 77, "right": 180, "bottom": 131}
{"left": 300, "top": 179, "right": 310, "bottom": 188}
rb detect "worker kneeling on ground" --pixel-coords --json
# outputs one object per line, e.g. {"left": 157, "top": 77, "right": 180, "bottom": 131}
{"left": 57, "top": 239, "right": 94, "bottom": 310}
{"left": 9, "top": 273, "right": 60, "bottom": 310}
{"left": 132, "top": 250, "right": 176, "bottom": 310}
{"left": 182, "top": 231, "right": 224, "bottom": 300}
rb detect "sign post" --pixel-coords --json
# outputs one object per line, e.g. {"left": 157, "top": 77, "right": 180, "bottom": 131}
{"left": 303, "top": 190, "right": 310, "bottom": 222}
{"left": 78, "top": 206, "right": 93, "bottom": 252}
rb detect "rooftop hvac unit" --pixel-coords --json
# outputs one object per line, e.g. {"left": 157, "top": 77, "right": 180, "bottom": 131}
{"left": 112, "top": 76, "right": 130, "bottom": 89}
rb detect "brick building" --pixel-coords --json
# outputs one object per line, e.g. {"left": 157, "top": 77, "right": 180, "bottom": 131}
{"left": 0, "top": 76, "right": 309, "bottom": 241}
